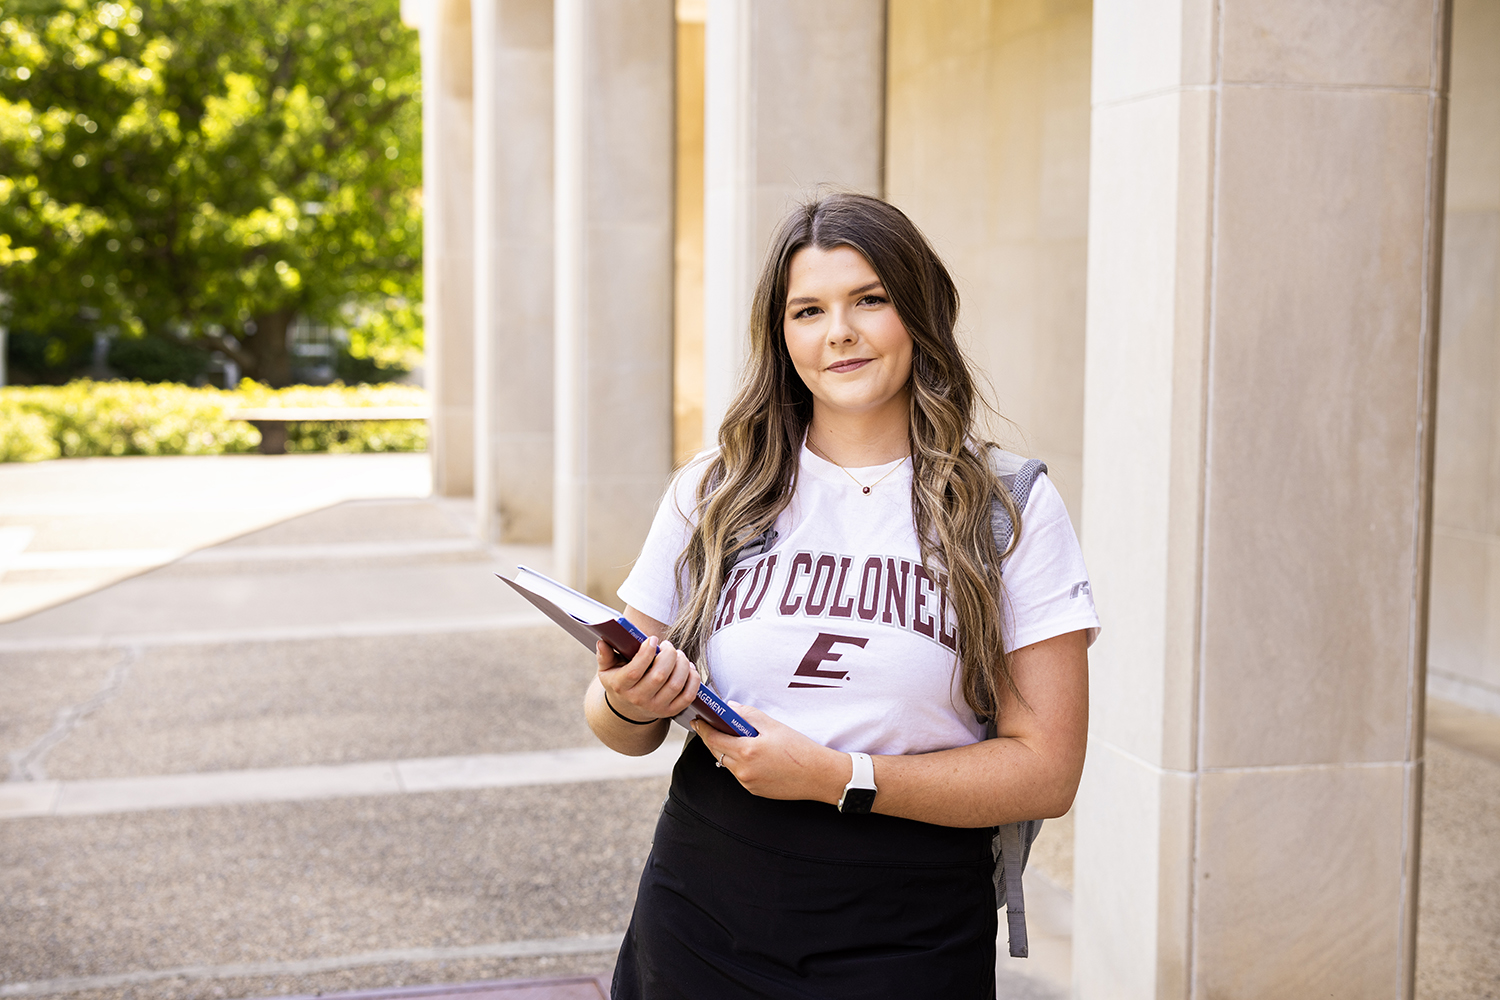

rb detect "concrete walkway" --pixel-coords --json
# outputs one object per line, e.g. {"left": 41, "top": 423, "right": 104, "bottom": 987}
{"left": 0, "top": 453, "right": 432, "bottom": 624}
{"left": 0, "top": 454, "right": 1495, "bottom": 1000}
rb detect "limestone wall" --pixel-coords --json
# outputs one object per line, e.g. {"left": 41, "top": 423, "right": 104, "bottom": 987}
{"left": 1431, "top": 0, "right": 1500, "bottom": 714}
{"left": 884, "top": 0, "right": 1093, "bottom": 518}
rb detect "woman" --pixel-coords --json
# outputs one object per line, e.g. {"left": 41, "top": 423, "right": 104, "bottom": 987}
{"left": 584, "top": 193, "right": 1098, "bottom": 999}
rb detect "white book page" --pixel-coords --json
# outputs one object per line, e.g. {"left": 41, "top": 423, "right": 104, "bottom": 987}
{"left": 513, "top": 565, "right": 620, "bottom": 625}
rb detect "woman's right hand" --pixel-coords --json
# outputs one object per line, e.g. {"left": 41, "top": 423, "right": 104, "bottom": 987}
{"left": 596, "top": 635, "right": 700, "bottom": 724}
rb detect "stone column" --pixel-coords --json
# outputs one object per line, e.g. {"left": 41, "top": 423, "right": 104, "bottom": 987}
{"left": 553, "top": 0, "right": 675, "bottom": 599}
{"left": 700, "top": 0, "right": 886, "bottom": 443}
{"left": 472, "top": 0, "right": 554, "bottom": 544}
{"left": 422, "top": 0, "right": 476, "bottom": 497}
{"left": 1429, "top": 0, "right": 1500, "bottom": 715}
{"left": 1075, "top": 2, "right": 1449, "bottom": 998}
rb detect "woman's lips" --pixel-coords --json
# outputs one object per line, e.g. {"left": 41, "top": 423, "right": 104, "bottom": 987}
{"left": 827, "top": 358, "right": 872, "bottom": 373}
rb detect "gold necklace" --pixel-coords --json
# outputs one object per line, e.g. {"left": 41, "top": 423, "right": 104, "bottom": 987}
{"left": 809, "top": 440, "right": 909, "bottom": 495}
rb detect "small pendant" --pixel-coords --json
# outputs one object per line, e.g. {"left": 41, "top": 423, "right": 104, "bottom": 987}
{"left": 862, "top": 486, "right": 871, "bottom": 494}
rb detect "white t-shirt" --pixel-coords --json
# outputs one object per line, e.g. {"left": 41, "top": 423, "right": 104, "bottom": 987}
{"left": 618, "top": 444, "right": 1100, "bottom": 757}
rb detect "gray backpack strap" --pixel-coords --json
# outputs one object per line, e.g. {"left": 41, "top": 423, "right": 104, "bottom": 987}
{"left": 995, "top": 821, "right": 1038, "bottom": 958}
{"left": 990, "top": 453, "right": 1048, "bottom": 555}
{"left": 988, "top": 712, "right": 1045, "bottom": 958}
{"left": 985, "top": 449, "right": 1049, "bottom": 959}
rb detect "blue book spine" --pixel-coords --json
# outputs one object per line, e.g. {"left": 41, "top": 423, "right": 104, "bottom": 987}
{"left": 694, "top": 684, "right": 759, "bottom": 738}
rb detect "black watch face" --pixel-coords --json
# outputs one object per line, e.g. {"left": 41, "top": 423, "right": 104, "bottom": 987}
{"left": 839, "top": 787, "right": 876, "bottom": 814}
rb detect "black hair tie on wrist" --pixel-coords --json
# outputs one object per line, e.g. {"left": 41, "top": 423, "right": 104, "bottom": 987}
{"left": 604, "top": 690, "right": 657, "bottom": 725}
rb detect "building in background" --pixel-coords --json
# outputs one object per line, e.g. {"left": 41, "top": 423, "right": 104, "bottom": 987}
{"left": 409, "top": 2, "right": 1493, "bottom": 997}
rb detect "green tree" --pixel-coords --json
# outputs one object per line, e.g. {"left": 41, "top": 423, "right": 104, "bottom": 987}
{"left": 0, "top": 0, "right": 421, "bottom": 385}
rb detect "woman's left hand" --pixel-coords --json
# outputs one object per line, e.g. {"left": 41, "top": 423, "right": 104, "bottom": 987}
{"left": 693, "top": 704, "right": 848, "bottom": 805}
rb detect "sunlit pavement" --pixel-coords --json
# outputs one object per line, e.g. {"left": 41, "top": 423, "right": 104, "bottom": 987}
{"left": 0, "top": 454, "right": 1495, "bottom": 1000}
{"left": 0, "top": 454, "right": 433, "bottom": 624}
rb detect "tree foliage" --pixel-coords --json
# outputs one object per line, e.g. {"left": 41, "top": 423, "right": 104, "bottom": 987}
{"left": 0, "top": 0, "right": 421, "bottom": 384}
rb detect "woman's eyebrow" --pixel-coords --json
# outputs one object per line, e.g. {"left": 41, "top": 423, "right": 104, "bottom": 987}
{"left": 787, "top": 282, "right": 884, "bottom": 308}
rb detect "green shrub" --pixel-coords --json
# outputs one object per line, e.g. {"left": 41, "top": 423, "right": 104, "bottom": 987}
{"left": 334, "top": 349, "right": 410, "bottom": 385}
{"left": 234, "top": 381, "right": 428, "bottom": 453}
{"left": 0, "top": 408, "right": 61, "bottom": 462}
{"left": 3, "top": 329, "right": 90, "bottom": 385}
{"left": 283, "top": 420, "right": 427, "bottom": 453}
{"left": 107, "top": 336, "right": 211, "bottom": 384}
{"left": 0, "top": 380, "right": 427, "bottom": 462}
{"left": 230, "top": 381, "right": 426, "bottom": 409}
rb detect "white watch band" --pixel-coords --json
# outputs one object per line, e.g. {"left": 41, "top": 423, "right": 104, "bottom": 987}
{"left": 838, "top": 751, "right": 877, "bottom": 814}
{"left": 846, "top": 751, "right": 875, "bottom": 791}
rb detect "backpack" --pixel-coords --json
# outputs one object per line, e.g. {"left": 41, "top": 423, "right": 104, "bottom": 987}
{"left": 986, "top": 450, "right": 1050, "bottom": 959}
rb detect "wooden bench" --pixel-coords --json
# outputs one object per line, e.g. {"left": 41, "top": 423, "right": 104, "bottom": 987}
{"left": 228, "top": 406, "right": 430, "bottom": 454}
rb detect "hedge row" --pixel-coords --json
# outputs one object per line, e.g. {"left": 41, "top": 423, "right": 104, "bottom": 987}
{"left": 0, "top": 380, "right": 427, "bottom": 462}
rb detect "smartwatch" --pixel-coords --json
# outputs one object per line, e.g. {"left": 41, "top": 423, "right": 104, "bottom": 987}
{"left": 837, "top": 751, "right": 877, "bottom": 814}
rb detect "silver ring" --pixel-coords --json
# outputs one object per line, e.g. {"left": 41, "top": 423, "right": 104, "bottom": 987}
{"left": 715, "top": 753, "right": 725, "bottom": 768}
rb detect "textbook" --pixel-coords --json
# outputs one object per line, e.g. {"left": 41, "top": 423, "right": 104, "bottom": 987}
{"left": 499, "top": 565, "right": 758, "bottom": 738}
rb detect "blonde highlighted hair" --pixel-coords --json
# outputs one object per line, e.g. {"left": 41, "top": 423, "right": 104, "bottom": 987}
{"left": 668, "top": 193, "right": 1023, "bottom": 720}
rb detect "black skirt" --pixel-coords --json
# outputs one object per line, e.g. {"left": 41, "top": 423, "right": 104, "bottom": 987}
{"left": 613, "top": 736, "right": 997, "bottom": 1000}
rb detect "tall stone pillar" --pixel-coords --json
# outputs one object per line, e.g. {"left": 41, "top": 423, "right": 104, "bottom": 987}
{"left": 700, "top": 0, "right": 886, "bottom": 443}
{"left": 422, "top": 0, "right": 476, "bottom": 497}
{"left": 1075, "top": 3, "right": 1449, "bottom": 998}
{"left": 472, "top": 0, "right": 553, "bottom": 544}
{"left": 552, "top": 0, "right": 675, "bottom": 599}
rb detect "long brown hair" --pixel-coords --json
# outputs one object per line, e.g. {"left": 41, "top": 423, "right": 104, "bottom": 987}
{"left": 668, "top": 193, "right": 1023, "bottom": 720}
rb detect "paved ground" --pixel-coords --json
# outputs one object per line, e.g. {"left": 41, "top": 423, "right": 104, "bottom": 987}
{"left": 0, "top": 454, "right": 433, "bottom": 625}
{"left": 1418, "top": 705, "right": 1500, "bottom": 999}
{"left": 0, "top": 454, "right": 1495, "bottom": 1000}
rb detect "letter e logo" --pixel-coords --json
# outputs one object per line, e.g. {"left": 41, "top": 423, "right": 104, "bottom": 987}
{"left": 789, "top": 633, "right": 869, "bottom": 689}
